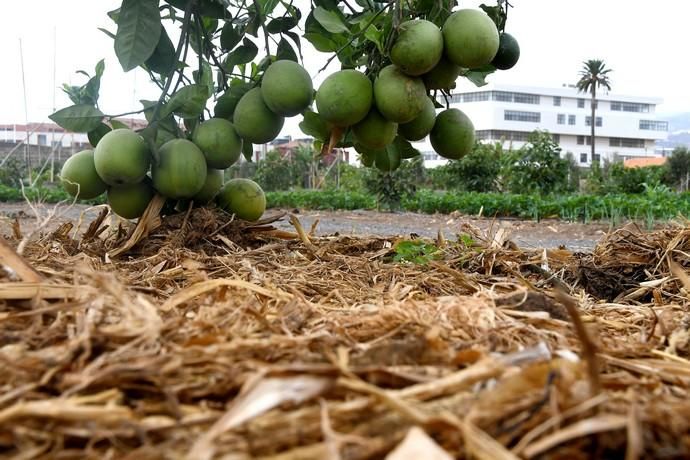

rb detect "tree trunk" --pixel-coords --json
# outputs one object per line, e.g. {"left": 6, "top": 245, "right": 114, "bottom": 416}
{"left": 591, "top": 85, "right": 596, "bottom": 162}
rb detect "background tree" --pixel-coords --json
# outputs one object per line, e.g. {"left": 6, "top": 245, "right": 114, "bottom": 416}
{"left": 576, "top": 59, "right": 612, "bottom": 163}
{"left": 504, "top": 130, "right": 570, "bottom": 194}
{"left": 664, "top": 146, "right": 690, "bottom": 191}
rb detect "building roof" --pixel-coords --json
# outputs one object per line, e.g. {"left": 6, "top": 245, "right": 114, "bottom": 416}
{"left": 623, "top": 157, "right": 667, "bottom": 168}
{"left": 454, "top": 82, "right": 663, "bottom": 105}
{"left": 0, "top": 117, "right": 149, "bottom": 133}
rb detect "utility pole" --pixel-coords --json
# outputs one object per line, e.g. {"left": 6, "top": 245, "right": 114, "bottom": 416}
{"left": 51, "top": 26, "right": 57, "bottom": 182}
{"left": 19, "top": 38, "right": 31, "bottom": 185}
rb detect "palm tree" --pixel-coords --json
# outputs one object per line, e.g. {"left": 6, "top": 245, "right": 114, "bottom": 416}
{"left": 576, "top": 59, "right": 612, "bottom": 163}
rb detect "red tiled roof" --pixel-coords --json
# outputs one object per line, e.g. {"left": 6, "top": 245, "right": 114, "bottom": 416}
{"left": 623, "top": 157, "right": 667, "bottom": 168}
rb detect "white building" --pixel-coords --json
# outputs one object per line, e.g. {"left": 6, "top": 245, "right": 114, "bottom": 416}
{"left": 414, "top": 83, "right": 669, "bottom": 168}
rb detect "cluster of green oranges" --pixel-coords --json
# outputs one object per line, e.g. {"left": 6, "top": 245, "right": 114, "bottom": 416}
{"left": 60, "top": 7, "right": 519, "bottom": 221}
{"left": 314, "top": 8, "right": 519, "bottom": 170}
{"left": 60, "top": 126, "right": 266, "bottom": 222}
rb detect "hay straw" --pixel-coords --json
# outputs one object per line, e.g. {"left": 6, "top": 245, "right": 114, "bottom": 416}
{"left": 1, "top": 208, "right": 690, "bottom": 458}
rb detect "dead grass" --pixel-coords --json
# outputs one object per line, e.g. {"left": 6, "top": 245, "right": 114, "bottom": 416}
{"left": 0, "top": 203, "right": 689, "bottom": 459}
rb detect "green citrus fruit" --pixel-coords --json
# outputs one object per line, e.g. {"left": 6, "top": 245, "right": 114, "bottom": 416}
{"left": 261, "top": 60, "right": 314, "bottom": 116}
{"left": 151, "top": 139, "right": 208, "bottom": 199}
{"left": 357, "top": 147, "right": 375, "bottom": 167}
{"left": 374, "top": 65, "right": 426, "bottom": 124}
{"left": 192, "top": 118, "right": 243, "bottom": 169}
{"left": 107, "top": 179, "right": 155, "bottom": 220}
{"left": 59, "top": 150, "right": 108, "bottom": 200}
{"left": 93, "top": 129, "right": 150, "bottom": 186}
{"left": 430, "top": 108, "right": 475, "bottom": 160}
{"left": 192, "top": 168, "right": 224, "bottom": 205}
{"left": 352, "top": 108, "right": 397, "bottom": 149}
{"left": 390, "top": 19, "right": 443, "bottom": 76}
{"left": 315, "top": 69, "right": 373, "bottom": 127}
{"left": 375, "top": 147, "right": 402, "bottom": 172}
{"left": 423, "top": 56, "right": 461, "bottom": 91}
{"left": 233, "top": 87, "right": 285, "bottom": 144}
{"left": 442, "top": 9, "right": 499, "bottom": 69}
{"left": 399, "top": 96, "right": 437, "bottom": 141}
{"left": 216, "top": 178, "right": 266, "bottom": 221}
{"left": 491, "top": 32, "right": 520, "bottom": 70}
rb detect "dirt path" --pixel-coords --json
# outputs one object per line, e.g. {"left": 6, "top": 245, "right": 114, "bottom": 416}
{"left": 0, "top": 202, "right": 611, "bottom": 251}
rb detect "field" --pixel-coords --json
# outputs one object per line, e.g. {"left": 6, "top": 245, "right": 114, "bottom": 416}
{"left": 1, "top": 201, "right": 689, "bottom": 459}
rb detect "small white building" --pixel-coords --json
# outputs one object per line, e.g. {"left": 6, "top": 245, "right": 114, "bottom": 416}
{"left": 414, "top": 83, "right": 669, "bottom": 168}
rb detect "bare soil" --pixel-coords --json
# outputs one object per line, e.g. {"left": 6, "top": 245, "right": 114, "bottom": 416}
{"left": 0, "top": 202, "right": 614, "bottom": 251}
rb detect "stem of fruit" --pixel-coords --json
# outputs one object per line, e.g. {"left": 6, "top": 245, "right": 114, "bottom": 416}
{"left": 323, "top": 127, "right": 344, "bottom": 158}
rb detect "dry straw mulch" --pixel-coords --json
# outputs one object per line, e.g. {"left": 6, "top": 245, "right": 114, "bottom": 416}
{"left": 1, "top": 202, "right": 690, "bottom": 459}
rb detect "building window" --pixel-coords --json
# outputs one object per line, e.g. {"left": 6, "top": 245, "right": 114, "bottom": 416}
{"left": 475, "top": 130, "right": 490, "bottom": 140}
{"left": 553, "top": 96, "right": 561, "bottom": 106}
{"left": 557, "top": 114, "right": 565, "bottom": 124}
{"left": 477, "top": 130, "right": 530, "bottom": 142}
{"left": 639, "top": 120, "right": 668, "bottom": 131}
{"left": 552, "top": 134, "right": 560, "bottom": 143}
{"left": 504, "top": 110, "right": 540, "bottom": 122}
{"left": 577, "top": 136, "right": 592, "bottom": 145}
{"left": 592, "top": 153, "right": 601, "bottom": 162}
{"left": 580, "top": 153, "right": 588, "bottom": 163}
{"left": 568, "top": 115, "right": 576, "bottom": 125}
{"left": 513, "top": 93, "right": 540, "bottom": 104}
{"left": 422, "top": 151, "right": 440, "bottom": 161}
{"left": 611, "top": 101, "right": 650, "bottom": 113}
{"left": 609, "top": 137, "right": 645, "bottom": 148}
{"left": 37, "top": 134, "right": 47, "bottom": 145}
{"left": 585, "top": 116, "right": 603, "bottom": 127}
{"left": 578, "top": 98, "right": 585, "bottom": 108}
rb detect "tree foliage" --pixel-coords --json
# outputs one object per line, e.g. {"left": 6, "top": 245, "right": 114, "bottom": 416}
{"left": 504, "top": 131, "right": 570, "bottom": 194}
{"left": 664, "top": 146, "right": 690, "bottom": 191}
{"left": 49, "top": 0, "right": 510, "bottom": 159}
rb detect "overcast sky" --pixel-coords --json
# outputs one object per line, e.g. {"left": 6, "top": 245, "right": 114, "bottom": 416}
{"left": 1, "top": 0, "right": 688, "bottom": 138}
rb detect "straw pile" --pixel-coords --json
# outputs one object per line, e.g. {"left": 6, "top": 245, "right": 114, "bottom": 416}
{"left": 1, "top": 203, "right": 689, "bottom": 459}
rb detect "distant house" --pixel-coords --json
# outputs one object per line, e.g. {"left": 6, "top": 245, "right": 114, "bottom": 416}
{"left": 261, "top": 136, "right": 350, "bottom": 165}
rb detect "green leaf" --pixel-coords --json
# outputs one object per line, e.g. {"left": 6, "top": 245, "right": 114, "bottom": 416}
{"left": 256, "top": 0, "right": 280, "bottom": 17}
{"left": 276, "top": 37, "right": 298, "bottom": 62}
{"left": 392, "top": 136, "right": 421, "bottom": 159}
{"left": 224, "top": 38, "right": 258, "bottom": 71}
{"left": 220, "top": 22, "right": 242, "bottom": 50}
{"left": 242, "top": 139, "right": 253, "bottom": 162}
{"left": 479, "top": 3, "right": 507, "bottom": 30}
{"left": 462, "top": 65, "right": 496, "bottom": 87}
{"left": 98, "top": 27, "right": 116, "bottom": 39}
{"left": 114, "top": 0, "right": 162, "bottom": 72}
{"left": 313, "top": 6, "right": 349, "bottom": 34}
{"left": 49, "top": 105, "right": 104, "bottom": 133}
{"left": 193, "top": 60, "right": 214, "bottom": 98}
{"left": 146, "top": 27, "right": 176, "bottom": 74}
{"left": 266, "top": 15, "right": 300, "bottom": 34}
{"left": 299, "top": 110, "right": 330, "bottom": 141}
{"left": 284, "top": 31, "right": 303, "bottom": 61}
{"left": 304, "top": 33, "right": 339, "bottom": 53}
{"left": 161, "top": 84, "right": 210, "bottom": 119}
{"left": 164, "top": 0, "right": 227, "bottom": 18}
{"left": 363, "top": 24, "right": 384, "bottom": 53}
{"left": 87, "top": 123, "right": 112, "bottom": 147}
{"left": 109, "top": 119, "right": 130, "bottom": 130}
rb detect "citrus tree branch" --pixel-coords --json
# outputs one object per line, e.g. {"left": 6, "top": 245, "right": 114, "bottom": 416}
{"left": 317, "top": 0, "right": 395, "bottom": 75}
